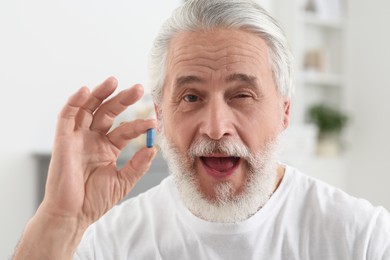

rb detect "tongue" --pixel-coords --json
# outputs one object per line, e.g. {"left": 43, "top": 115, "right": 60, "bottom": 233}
{"left": 201, "top": 157, "right": 239, "bottom": 172}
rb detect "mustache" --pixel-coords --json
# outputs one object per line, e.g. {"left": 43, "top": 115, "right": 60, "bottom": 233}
{"left": 188, "top": 137, "right": 252, "bottom": 159}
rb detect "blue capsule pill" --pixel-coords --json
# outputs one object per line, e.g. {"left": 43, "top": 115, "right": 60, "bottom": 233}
{"left": 146, "top": 128, "right": 155, "bottom": 148}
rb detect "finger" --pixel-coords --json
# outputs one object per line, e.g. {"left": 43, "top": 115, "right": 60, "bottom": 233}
{"left": 107, "top": 119, "right": 157, "bottom": 150}
{"left": 56, "top": 87, "right": 90, "bottom": 136}
{"left": 75, "top": 77, "right": 118, "bottom": 129}
{"left": 118, "top": 147, "right": 158, "bottom": 192}
{"left": 90, "top": 84, "right": 144, "bottom": 134}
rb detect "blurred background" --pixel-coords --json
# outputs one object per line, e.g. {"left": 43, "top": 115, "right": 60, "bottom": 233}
{"left": 1, "top": 0, "right": 389, "bottom": 258}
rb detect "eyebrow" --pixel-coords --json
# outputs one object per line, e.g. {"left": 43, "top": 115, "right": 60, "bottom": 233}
{"left": 173, "top": 73, "right": 260, "bottom": 93}
{"left": 175, "top": 75, "right": 204, "bottom": 87}
{"left": 225, "top": 73, "right": 258, "bottom": 87}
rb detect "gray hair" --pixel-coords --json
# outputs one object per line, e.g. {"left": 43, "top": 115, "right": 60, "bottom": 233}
{"left": 149, "top": 0, "right": 294, "bottom": 109}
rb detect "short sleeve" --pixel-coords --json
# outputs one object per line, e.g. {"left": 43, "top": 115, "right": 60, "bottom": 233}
{"left": 367, "top": 207, "right": 390, "bottom": 259}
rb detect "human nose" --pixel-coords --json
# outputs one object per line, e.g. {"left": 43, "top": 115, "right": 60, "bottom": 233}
{"left": 198, "top": 98, "right": 235, "bottom": 140}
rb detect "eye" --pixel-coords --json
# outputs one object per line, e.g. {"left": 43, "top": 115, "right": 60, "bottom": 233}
{"left": 234, "top": 93, "right": 252, "bottom": 99}
{"left": 183, "top": 94, "right": 199, "bottom": 102}
{"left": 228, "top": 90, "right": 257, "bottom": 106}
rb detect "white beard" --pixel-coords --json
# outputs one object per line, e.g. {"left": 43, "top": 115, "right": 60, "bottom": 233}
{"left": 158, "top": 133, "right": 280, "bottom": 223}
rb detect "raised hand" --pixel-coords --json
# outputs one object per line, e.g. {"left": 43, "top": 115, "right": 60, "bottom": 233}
{"left": 42, "top": 76, "right": 157, "bottom": 224}
{"left": 13, "top": 77, "right": 157, "bottom": 259}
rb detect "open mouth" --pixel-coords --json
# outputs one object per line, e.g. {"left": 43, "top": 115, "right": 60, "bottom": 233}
{"left": 199, "top": 156, "right": 241, "bottom": 178}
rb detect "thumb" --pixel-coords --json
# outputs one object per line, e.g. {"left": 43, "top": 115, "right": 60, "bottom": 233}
{"left": 119, "top": 147, "right": 158, "bottom": 191}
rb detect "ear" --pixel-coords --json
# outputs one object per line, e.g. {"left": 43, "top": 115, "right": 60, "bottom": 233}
{"left": 282, "top": 98, "right": 291, "bottom": 130}
{"left": 154, "top": 103, "right": 160, "bottom": 119}
{"left": 154, "top": 103, "right": 162, "bottom": 133}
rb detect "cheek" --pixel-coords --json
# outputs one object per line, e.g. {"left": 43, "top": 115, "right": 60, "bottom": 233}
{"left": 161, "top": 110, "right": 195, "bottom": 152}
{"left": 235, "top": 106, "right": 283, "bottom": 147}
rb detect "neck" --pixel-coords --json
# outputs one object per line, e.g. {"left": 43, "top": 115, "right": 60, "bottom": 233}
{"left": 273, "top": 164, "right": 286, "bottom": 193}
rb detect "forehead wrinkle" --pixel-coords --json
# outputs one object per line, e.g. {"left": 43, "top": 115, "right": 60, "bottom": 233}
{"left": 170, "top": 46, "right": 269, "bottom": 74}
{"left": 172, "top": 62, "right": 223, "bottom": 73}
{"left": 171, "top": 32, "right": 268, "bottom": 56}
{"left": 172, "top": 30, "right": 268, "bottom": 52}
{"left": 166, "top": 29, "right": 273, "bottom": 95}
{"left": 171, "top": 52, "right": 263, "bottom": 74}
{"left": 172, "top": 44, "right": 266, "bottom": 61}
{"left": 171, "top": 50, "right": 226, "bottom": 66}
{"left": 169, "top": 32, "right": 270, "bottom": 66}
{"left": 169, "top": 49, "right": 227, "bottom": 73}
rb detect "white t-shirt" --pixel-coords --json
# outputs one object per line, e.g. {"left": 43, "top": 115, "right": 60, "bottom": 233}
{"left": 74, "top": 165, "right": 390, "bottom": 259}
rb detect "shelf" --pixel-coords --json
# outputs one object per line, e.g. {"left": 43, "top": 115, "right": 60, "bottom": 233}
{"left": 301, "top": 13, "right": 345, "bottom": 29}
{"left": 298, "top": 71, "right": 344, "bottom": 86}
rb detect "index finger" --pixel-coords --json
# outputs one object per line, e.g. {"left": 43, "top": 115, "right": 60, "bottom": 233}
{"left": 56, "top": 86, "right": 90, "bottom": 136}
{"left": 74, "top": 77, "right": 118, "bottom": 130}
{"left": 90, "top": 84, "right": 144, "bottom": 134}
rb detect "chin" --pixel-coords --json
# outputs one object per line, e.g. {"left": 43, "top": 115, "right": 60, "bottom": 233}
{"left": 184, "top": 159, "right": 277, "bottom": 223}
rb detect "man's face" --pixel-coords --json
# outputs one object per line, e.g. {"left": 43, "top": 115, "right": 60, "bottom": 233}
{"left": 158, "top": 29, "right": 290, "bottom": 221}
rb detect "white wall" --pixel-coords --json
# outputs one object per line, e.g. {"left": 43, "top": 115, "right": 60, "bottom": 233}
{"left": 344, "top": 0, "right": 390, "bottom": 209}
{"left": 0, "top": 0, "right": 181, "bottom": 258}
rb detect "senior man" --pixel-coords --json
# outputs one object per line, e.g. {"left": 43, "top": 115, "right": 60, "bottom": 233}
{"left": 14, "top": 0, "right": 390, "bottom": 259}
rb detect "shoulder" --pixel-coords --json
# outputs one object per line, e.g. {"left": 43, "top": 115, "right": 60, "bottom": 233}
{"left": 286, "top": 165, "right": 390, "bottom": 239}
{"left": 286, "top": 165, "right": 377, "bottom": 214}
{"left": 267, "top": 165, "right": 390, "bottom": 258}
